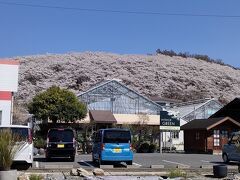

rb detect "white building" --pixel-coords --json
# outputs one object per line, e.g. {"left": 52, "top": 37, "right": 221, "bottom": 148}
{"left": 0, "top": 60, "right": 19, "bottom": 125}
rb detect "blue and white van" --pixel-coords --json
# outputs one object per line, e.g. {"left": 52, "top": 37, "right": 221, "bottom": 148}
{"left": 92, "top": 128, "right": 133, "bottom": 165}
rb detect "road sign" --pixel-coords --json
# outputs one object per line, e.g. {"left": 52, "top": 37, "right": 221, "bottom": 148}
{"left": 160, "top": 111, "right": 180, "bottom": 130}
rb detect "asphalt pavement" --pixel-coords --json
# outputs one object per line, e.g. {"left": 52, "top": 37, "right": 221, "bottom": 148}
{"left": 32, "top": 152, "right": 235, "bottom": 170}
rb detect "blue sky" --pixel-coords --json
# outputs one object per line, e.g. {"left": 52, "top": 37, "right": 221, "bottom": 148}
{"left": 1, "top": 0, "right": 240, "bottom": 68}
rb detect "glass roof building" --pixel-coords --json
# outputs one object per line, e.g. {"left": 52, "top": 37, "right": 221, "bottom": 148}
{"left": 169, "top": 98, "right": 223, "bottom": 123}
{"left": 78, "top": 79, "right": 162, "bottom": 115}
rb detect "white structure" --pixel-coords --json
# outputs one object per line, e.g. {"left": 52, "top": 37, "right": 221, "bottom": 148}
{"left": 0, "top": 60, "right": 19, "bottom": 125}
{"left": 0, "top": 92, "right": 12, "bottom": 125}
{"left": 165, "top": 98, "right": 223, "bottom": 150}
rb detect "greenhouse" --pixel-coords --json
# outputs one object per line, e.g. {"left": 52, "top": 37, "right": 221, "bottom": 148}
{"left": 169, "top": 98, "right": 223, "bottom": 122}
{"left": 78, "top": 79, "right": 162, "bottom": 116}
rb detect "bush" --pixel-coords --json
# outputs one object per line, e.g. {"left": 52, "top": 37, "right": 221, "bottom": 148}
{"left": 149, "top": 143, "right": 156, "bottom": 153}
{"left": 29, "top": 174, "right": 44, "bottom": 180}
{"left": 0, "top": 129, "right": 18, "bottom": 170}
{"left": 131, "top": 136, "right": 139, "bottom": 152}
{"left": 138, "top": 142, "right": 149, "bottom": 153}
{"left": 168, "top": 169, "right": 187, "bottom": 178}
{"left": 34, "top": 137, "right": 45, "bottom": 149}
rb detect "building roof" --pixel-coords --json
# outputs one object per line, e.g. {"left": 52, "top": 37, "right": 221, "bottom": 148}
{"left": 78, "top": 79, "right": 162, "bottom": 109}
{"left": 78, "top": 79, "right": 162, "bottom": 115}
{"left": 0, "top": 60, "right": 19, "bottom": 65}
{"left": 89, "top": 110, "right": 117, "bottom": 124}
{"left": 148, "top": 96, "right": 182, "bottom": 103}
{"left": 170, "top": 98, "right": 222, "bottom": 120}
{"left": 181, "top": 117, "right": 240, "bottom": 130}
{"left": 210, "top": 98, "right": 240, "bottom": 121}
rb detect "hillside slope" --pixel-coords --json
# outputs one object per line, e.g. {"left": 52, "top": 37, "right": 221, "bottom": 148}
{"left": 13, "top": 52, "right": 240, "bottom": 104}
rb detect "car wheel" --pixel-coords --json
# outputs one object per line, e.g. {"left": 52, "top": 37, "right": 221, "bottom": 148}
{"left": 46, "top": 156, "right": 51, "bottom": 162}
{"left": 99, "top": 160, "right": 105, "bottom": 165}
{"left": 126, "top": 161, "right": 132, "bottom": 165}
{"left": 99, "top": 156, "right": 104, "bottom": 166}
{"left": 222, "top": 153, "right": 229, "bottom": 163}
{"left": 70, "top": 155, "right": 75, "bottom": 162}
{"left": 92, "top": 155, "right": 97, "bottom": 163}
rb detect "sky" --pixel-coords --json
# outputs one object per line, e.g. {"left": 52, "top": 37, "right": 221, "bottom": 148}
{"left": 0, "top": 0, "right": 240, "bottom": 68}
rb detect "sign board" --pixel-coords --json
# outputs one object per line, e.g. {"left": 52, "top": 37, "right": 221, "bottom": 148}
{"left": 0, "top": 61, "right": 19, "bottom": 92}
{"left": 160, "top": 111, "right": 180, "bottom": 130}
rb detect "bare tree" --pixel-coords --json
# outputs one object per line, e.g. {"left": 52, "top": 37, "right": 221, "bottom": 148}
{"left": 12, "top": 102, "right": 29, "bottom": 125}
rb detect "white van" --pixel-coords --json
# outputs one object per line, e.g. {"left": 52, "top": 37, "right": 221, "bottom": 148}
{"left": 0, "top": 125, "right": 33, "bottom": 167}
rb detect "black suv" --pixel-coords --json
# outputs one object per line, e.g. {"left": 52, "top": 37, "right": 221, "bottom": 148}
{"left": 45, "top": 128, "right": 76, "bottom": 161}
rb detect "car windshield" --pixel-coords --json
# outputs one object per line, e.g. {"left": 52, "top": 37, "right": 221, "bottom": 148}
{"left": 48, "top": 129, "right": 74, "bottom": 142}
{"left": 0, "top": 127, "right": 28, "bottom": 141}
{"left": 103, "top": 130, "right": 131, "bottom": 143}
{"left": 231, "top": 134, "right": 240, "bottom": 144}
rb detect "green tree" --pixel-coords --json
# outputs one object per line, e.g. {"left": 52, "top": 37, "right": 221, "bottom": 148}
{"left": 28, "top": 86, "right": 87, "bottom": 124}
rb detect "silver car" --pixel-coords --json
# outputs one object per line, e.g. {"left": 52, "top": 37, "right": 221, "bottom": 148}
{"left": 222, "top": 131, "right": 240, "bottom": 163}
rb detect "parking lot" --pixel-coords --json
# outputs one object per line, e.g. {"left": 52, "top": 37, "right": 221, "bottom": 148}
{"left": 32, "top": 153, "right": 237, "bottom": 170}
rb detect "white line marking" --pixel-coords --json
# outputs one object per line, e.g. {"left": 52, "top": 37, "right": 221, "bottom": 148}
{"left": 162, "top": 160, "right": 190, "bottom": 167}
{"left": 80, "top": 160, "right": 94, "bottom": 168}
{"left": 201, "top": 160, "right": 210, "bottom": 163}
{"left": 35, "top": 161, "right": 39, "bottom": 168}
{"left": 133, "top": 162, "right": 142, "bottom": 166}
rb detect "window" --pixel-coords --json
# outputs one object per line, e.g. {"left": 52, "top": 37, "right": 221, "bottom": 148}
{"left": 0, "top": 127, "right": 29, "bottom": 142}
{"left": 207, "top": 109, "right": 216, "bottom": 116}
{"left": 103, "top": 130, "right": 131, "bottom": 143}
{"left": 221, "top": 130, "right": 228, "bottom": 138}
{"left": 214, "top": 139, "right": 220, "bottom": 146}
{"left": 214, "top": 130, "right": 220, "bottom": 146}
{"left": 170, "top": 132, "right": 179, "bottom": 139}
{"left": 48, "top": 129, "right": 74, "bottom": 142}
{"left": 196, "top": 132, "right": 200, "bottom": 140}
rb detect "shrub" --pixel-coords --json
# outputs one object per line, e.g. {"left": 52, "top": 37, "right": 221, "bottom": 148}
{"left": 0, "top": 129, "right": 18, "bottom": 170}
{"left": 149, "top": 143, "right": 156, "bottom": 153}
{"left": 34, "top": 137, "right": 46, "bottom": 149}
{"left": 29, "top": 174, "right": 44, "bottom": 180}
{"left": 138, "top": 142, "right": 149, "bottom": 153}
{"left": 131, "top": 136, "right": 139, "bottom": 152}
{"left": 168, "top": 169, "right": 187, "bottom": 178}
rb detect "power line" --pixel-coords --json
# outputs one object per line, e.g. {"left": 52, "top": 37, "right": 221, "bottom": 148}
{"left": 0, "top": 1, "right": 240, "bottom": 18}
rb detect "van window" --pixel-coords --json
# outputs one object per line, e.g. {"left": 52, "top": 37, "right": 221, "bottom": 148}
{"left": 48, "top": 129, "right": 74, "bottom": 142}
{"left": 103, "top": 130, "right": 131, "bottom": 143}
{"left": 0, "top": 127, "right": 28, "bottom": 141}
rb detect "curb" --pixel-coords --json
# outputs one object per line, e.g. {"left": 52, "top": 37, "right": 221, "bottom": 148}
{"left": 150, "top": 165, "right": 165, "bottom": 169}
{"left": 99, "top": 165, "right": 114, "bottom": 169}
{"left": 176, "top": 165, "right": 190, "bottom": 169}
{"left": 200, "top": 165, "right": 212, "bottom": 169}
{"left": 44, "top": 165, "right": 74, "bottom": 169}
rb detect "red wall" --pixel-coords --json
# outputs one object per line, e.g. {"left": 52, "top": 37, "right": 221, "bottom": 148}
{"left": 0, "top": 91, "right": 12, "bottom": 100}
